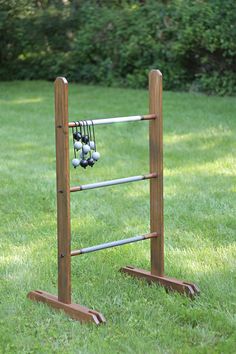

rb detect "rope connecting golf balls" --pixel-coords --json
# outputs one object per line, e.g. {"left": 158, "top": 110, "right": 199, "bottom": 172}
{"left": 71, "top": 120, "right": 100, "bottom": 169}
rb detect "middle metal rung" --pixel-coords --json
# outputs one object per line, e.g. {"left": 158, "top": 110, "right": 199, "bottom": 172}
{"left": 71, "top": 232, "right": 159, "bottom": 256}
{"left": 70, "top": 173, "right": 157, "bottom": 192}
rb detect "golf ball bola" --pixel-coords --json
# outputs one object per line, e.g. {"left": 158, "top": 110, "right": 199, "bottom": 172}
{"left": 74, "top": 141, "right": 82, "bottom": 150}
{"left": 72, "top": 158, "right": 80, "bottom": 168}
{"left": 89, "top": 141, "right": 95, "bottom": 150}
{"left": 80, "top": 159, "right": 88, "bottom": 169}
{"left": 92, "top": 151, "right": 100, "bottom": 161}
{"left": 82, "top": 135, "right": 89, "bottom": 144}
{"left": 82, "top": 144, "right": 91, "bottom": 154}
{"left": 87, "top": 157, "right": 95, "bottom": 167}
{"left": 73, "top": 131, "right": 81, "bottom": 141}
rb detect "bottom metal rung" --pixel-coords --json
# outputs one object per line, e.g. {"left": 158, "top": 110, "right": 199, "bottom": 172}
{"left": 71, "top": 232, "right": 159, "bottom": 256}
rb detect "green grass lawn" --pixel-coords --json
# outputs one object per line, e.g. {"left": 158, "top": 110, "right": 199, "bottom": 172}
{"left": 0, "top": 80, "right": 235, "bottom": 353}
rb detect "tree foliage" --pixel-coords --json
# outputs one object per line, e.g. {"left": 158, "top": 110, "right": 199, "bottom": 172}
{"left": 0, "top": 0, "right": 235, "bottom": 95}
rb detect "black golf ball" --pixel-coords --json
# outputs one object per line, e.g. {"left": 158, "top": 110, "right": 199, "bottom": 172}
{"left": 73, "top": 131, "right": 82, "bottom": 141}
{"left": 82, "top": 135, "right": 89, "bottom": 144}
{"left": 87, "top": 157, "right": 95, "bottom": 167}
{"left": 80, "top": 159, "right": 88, "bottom": 169}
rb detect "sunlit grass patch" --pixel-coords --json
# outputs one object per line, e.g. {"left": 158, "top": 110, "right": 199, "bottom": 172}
{"left": 0, "top": 81, "right": 235, "bottom": 353}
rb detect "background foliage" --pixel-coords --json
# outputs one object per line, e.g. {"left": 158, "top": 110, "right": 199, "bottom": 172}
{"left": 0, "top": 0, "right": 236, "bottom": 95}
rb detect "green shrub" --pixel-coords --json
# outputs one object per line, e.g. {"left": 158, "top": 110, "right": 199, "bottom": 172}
{"left": 0, "top": 0, "right": 235, "bottom": 95}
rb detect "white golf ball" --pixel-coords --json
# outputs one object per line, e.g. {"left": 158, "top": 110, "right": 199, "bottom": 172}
{"left": 82, "top": 144, "right": 91, "bottom": 154}
{"left": 89, "top": 141, "right": 95, "bottom": 150}
{"left": 92, "top": 151, "right": 100, "bottom": 161}
{"left": 74, "top": 141, "right": 82, "bottom": 150}
{"left": 72, "top": 158, "right": 80, "bottom": 167}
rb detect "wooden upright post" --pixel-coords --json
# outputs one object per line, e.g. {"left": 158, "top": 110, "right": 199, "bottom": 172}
{"left": 54, "top": 77, "right": 71, "bottom": 303}
{"left": 149, "top": 70, "right": 164, "bottom": 276}
{"left": 27, "top": 78, "right": 106, "bottom": 324}
{"left": 121, "top": 70, "right": 199, "bottom": 298}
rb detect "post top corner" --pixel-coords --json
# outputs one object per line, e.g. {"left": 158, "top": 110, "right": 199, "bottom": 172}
{"left": 54, "top": 77, "right": 68, "bottom": 85}
{"left": 149, "top": 69, "right": 162, "bottom": 77}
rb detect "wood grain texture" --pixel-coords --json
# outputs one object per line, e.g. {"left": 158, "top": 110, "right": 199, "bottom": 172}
{"left": 149, "top": 70, "right": 164, "bottom": 276}
{"left": 27, "top": 291, "right": 106, "bottom": 324}
{"left": 120, "top": 266, "right": 200, "bottom": 299}
{"left": 55, "top": 77, "right": 71, "bottom": 303}
{"left": 121, "top": 69, "right": 199, "bottom": 300}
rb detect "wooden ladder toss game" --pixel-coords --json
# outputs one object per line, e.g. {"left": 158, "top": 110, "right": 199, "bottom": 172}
{"left": 28, "top": 70, "right": 199, "bottom": 324}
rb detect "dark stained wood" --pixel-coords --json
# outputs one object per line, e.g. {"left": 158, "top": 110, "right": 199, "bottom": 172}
{"left": 142, "top": 114, "right": 157, "bottom": 120}
{"left": 149, "top": 70, "right": 164, "bottom": 276}
{"left": 144, "top": 172, "right": 157, "bottom": 179}
{"left": 28, "top": 77, "right": 107, "bottom": 324}
{"left": 54, "top": 77, "right": 71, "bottom": 303}
{"left": 121, "top": 70, "right": 199, "bottom": 299}
{"left": 120, "top": 266, "right": 200, "bottom": 299}
{"left": 27, "top": 290, "right": 106, "bottom": 324}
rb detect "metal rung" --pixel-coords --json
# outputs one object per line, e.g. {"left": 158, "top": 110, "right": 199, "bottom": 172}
{"left": 68, "top": 114, "right": 156, "bottom": 127}
{"left": 71, "top": 232, "right": 159, "bottom": 256}
{"left": 70, "top": 173, "right": 157, "bottom": 192}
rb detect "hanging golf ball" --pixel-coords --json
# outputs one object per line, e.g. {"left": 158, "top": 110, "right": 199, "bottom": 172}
{"left": 89, "top": 141, "right": 95, "bottom": 150}
{"left": 71, "top": 120, "right": 100, "bottom": 170}
{"left": 73, "top": 131, "right": 81, "bottom": 141}
{"left": 92, "top": 151, "right": 100, "bottom": 161}
{"left": 74, "top": 141, "right": 82, "bottom": 150}
{"left": 80, "top": 159, "right": 88, "bottom": 169}
{"left": 87, "top": 157, "right": 95, "bottom": 167}
{"left": 82, "top": 135, "right": 89, "bottom": 144}
{"left": 82, "top": 144, "right": 91, "bottom": 154}
{"left": 72, "top": 158, "right": 80, "bottom": 168}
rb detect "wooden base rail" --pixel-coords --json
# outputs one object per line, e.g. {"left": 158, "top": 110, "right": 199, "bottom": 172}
{"left": 68, "top": 114, "right": 156, "bottom": 127}
{"left": 70, "top": 173, "right": 157, "bottom": 192}
{"left": 27, "top": 290, "right": 106, "bottom": 324}
{"left": 28, "top": 70, "right": 199, "bottom": 325}
{"left": 71, "top": 232, "right": 159, "bottom": 256}
{"left": 120, "top": 266, "right": 200, "bottom": 299}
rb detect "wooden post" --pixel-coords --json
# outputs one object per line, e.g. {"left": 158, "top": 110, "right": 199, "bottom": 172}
{"left": 149, "top": 70, "right": 164, "bottom": 276}
{"left": 121, "top": 69, "right": 199, "bottom": 298}
{"left": 54, "top": 77, "right": 71, "bottom": 303}
{"left": 27, "top": 77, "right": 106, "bottom": 324}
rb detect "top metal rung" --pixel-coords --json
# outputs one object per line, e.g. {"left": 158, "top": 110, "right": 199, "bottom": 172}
{"left": 68, "top": 114, "right": 156, "bottom": 127}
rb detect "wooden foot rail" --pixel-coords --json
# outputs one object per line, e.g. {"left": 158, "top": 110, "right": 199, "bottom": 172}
{"left": 27, "top": 290, "right": 106, "bottom": 324}
{"left": 120, "top": 266, "right": 200, "bottom": 299}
